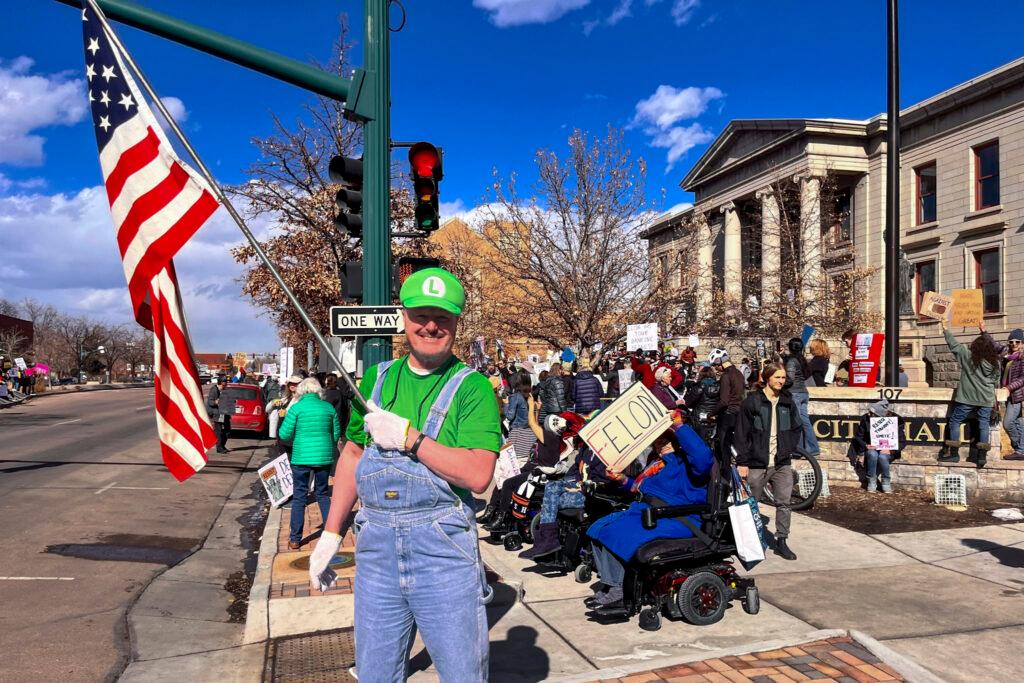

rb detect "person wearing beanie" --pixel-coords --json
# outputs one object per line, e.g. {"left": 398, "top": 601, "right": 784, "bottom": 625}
{"left": 851, "top": 400, "right": 906, "bottom": 492}
{"left": 1003, "top": 328, "right": 1024, "bottom": 460}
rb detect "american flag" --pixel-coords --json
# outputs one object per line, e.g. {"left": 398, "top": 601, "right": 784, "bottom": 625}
{"left": 82, "top": 3, "right": 218, "bottom": 480}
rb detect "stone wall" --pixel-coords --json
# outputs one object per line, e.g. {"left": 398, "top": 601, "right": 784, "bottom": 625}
{"left": 807, "top": 386, "right": 1021, "bottom": 503}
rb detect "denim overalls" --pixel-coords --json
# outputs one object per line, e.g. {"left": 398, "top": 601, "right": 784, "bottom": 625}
{"left": 353, "top": 360, "right": 492, "bottom": 682}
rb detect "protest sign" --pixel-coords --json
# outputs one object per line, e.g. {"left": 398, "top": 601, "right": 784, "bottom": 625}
{"left": 14, "top": 357, "right": 27, "bottom": 370}
{"left": 579, "top": 381, "right": 671, "bottom": 472}
{"left": 261, "top": 363, "right": 278, "bottom": 375}
{"left": 920, "top": 292, "right": 952, "bottom": 321}
{"left": 617, "top": 368, "right": 635, "bottom": 392}
{"left": 869, "top": 416, "right": 899, "bottom": 451}
{"left": 688, "top": 333, "right": 700, "bottom": 348}
{"left": 279, "top": 346, "right": 294, "bottom": 381}
{"left": 493, "top": 443, "right": 521, "bottom": 489}
{"left": 755, "top": 339, "right": 766, "bottom": 360}
{"left": 258, "top": 453, "right": 294, "bottom": 507}
{"left": 626, "top": 323, "right": 659, "bottom": 352}
{"left": 849, "top": 332, "right": 884, "bottom": 388}
{"left": 824, "top": 363, "right": 838, "bottom": 385}
{"left": 801, "top": 324, "right": 816, "bottom": 346}
{"left": 951, "top": 289, "right": 984, "bottom": 326}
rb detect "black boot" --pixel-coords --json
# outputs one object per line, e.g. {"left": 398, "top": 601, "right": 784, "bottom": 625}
{"left": 774, "top": 538, "right": 797, "bottom": 561}
{"left": 484, "top": 511, "right": 509, "bottom": 533}
{"left": 519, "top": 523, "right": 561, "bottom": 560}
{"left": 478, "top": 504, "right": 497, "bottom": 525}
{"left": 974, "top": 441, "right": 990, "bottom": 469}
{"left": 938, "top": 440, "right": 962, "bottom": 463}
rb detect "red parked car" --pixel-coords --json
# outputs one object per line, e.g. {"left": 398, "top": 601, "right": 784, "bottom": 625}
{"left": 220, "top": 382, "right": 267, "bottom": 435}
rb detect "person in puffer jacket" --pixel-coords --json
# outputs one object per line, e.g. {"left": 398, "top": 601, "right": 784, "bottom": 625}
{"left": 278, "top": 377, "right": 342, "bottom": 549}
{"left": 571, "top": 358, "right": 605, "bottom": 414}
{"left": 1003, "top": 328, "right": 1024, "bottom": 460}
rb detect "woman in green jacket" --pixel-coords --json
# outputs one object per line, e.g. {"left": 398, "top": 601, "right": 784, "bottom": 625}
{"left": 279, "top": 377, "right": 342, "bottom": 549}
{"left": 940, "top": 318, "right": 1001, "bottom": 466}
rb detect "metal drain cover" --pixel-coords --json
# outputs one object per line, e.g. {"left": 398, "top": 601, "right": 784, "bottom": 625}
{"left": 289, "top": 552, "right": 355, "bottom": 572}
{"left": 269, "top": 627, "right": 356, "bottom": 682}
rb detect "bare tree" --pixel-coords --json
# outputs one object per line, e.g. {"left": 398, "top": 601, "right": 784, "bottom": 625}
{"left": 476, "top": 128, "right": 669, "bottom": 361}
{"left": 0, "top": 298, "right": 20, "bottom": 317}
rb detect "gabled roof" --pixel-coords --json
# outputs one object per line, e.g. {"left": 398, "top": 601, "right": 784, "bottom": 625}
{"left": 680, "top": 118, "right": 874, "bottom": 192}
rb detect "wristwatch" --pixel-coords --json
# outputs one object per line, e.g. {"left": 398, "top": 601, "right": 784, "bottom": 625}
{"left": 410, "top": 432, "right": 427, "bottom": 461}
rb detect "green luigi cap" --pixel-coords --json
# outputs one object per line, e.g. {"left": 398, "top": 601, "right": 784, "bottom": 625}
{"left": 399, "top": 267, "right": 465, "bottom": 316}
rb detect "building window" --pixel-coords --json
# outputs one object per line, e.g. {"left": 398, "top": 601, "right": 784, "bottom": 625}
{"left": 825, "top": 188, "right": 852, "bottom": 245}
{"left": 974, "top": 248, "right": 1000, "bottom": 313}
{"left": 914, "top": 260, "right": 936, "bottom": 315}
{"left": 659, "top": 254, "right": 669, "bottom": 281}
{"left": 916, "top": 163, "right": 937, "bottom": 224}
{"left": 974, "top": 142, "right": 999, "bottom": 210}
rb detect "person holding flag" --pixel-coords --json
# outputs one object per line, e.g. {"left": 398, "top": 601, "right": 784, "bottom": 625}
{"left": 310, "top": 268, "right": 500, "bottom": 682}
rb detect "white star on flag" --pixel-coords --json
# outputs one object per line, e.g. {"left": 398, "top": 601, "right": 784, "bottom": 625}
{"left": 86, "top": 63, "right": 95, "bottom": 81}
{"left": 118, "top": 93, "right": 135, "bottom": 110}
{"left": 101, "top": 64, "right": 117, "bottom": 82}
{"left": 99, "top": 90, "right": 110, "bottom": 106}
{"left": 98, "top": 115, "right": 110, "bottom": 131}
{"left": 87, "top": 37, "right": 100, "bottom": 54}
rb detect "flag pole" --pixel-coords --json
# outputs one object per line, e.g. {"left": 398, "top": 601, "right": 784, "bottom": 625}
{"left": 87, "top": 0, "right": 367, "bottom": 410}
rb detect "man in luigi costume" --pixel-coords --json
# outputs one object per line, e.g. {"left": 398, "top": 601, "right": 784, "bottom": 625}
{"left": 310, "top": 267, "right": 500, "bottom": 682}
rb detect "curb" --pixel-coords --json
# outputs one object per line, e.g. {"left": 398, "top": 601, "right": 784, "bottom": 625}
{"left": 243, "top": 502, "right": 282, "bottom": 644}
{"left": 849, "top": 630, "right": 946, "bottom": 683}
{"left": 19, "top": 383, "right": 155, "bottom": 400}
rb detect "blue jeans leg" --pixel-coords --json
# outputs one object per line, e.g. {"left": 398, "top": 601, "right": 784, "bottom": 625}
{"left": 592, "top": 543, "right": 626, "bottom": 588}
{"left": 792, "top": 392, "right": 820, "bottom": 454}
{"left": 1005, "top": 401, "right": 1024, "bottom": 452}
{"left": 864, "top": 449, "right": 879, "bottom": 480}
{"left": 947, "top": 402, "right": 975, "bottom": 443}
{"left": 289, "top": 463, "right": 311, "bottom": 543}
{"left": 310, "top": 466, "right": 331, "bottom": 525}
{"left": 877, "top": 452, "right": 892, "bottom": 483}
{"left": 976, "top": 406, "right": 992, "bottom": 444}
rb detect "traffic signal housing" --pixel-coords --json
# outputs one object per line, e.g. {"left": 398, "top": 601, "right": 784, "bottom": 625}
{"left": 393, "top": 256, "right": 441, "bottom": 298}
{"left": 408, "top": 142, "right": 443, "bottom": 232}
{"left": 329, "top": 155, "right": 363, "bottom": 238}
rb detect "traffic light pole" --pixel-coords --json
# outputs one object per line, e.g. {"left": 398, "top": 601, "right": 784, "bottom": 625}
{"left": 359, "top": 0, "right": 393, "bottom": 370}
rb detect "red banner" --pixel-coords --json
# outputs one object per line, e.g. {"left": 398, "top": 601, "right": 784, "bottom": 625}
{"left": 848, "top": 332, "right": 885, "bottom": 388}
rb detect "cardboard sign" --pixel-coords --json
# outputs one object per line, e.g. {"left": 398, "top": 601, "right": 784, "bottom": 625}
{"left": 261, "top": 363, "right": 278, "bottom": 375}
{"left": 14, "top": 357, "right": 26, "bottom": 370}
{"left": 617, "top": 368, "right": 635, "bottom": 392}
{"left": 869, "top": 416, "right": 899, "bottom": 451}
{"left": 233, "top": 352, "right": 248, "bottom": 369}
{"left": 849, "top": 332, "right": 884, "bottom": 388}
{"left": 579, "top": 381, "right": 672, "bottom": 472}
{"left": 626, "top": 323, "right": 659, "bottom": 352}
{"left": 493, "top": 443, "right": 521, "bottom": 489}
{"left": 258, "top": 453, "right": 294, "bottom": 508}
{"left": 920, "top": 291, "right": 952, "bottom": 321}
{"left": 824, "top": 363, "right": 838, "bottom": 385}
{"left": 951, "top": 289, "right": 984, "bottom": 326}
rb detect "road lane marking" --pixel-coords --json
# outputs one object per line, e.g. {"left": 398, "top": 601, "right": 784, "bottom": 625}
{"left": 53, "top": 419, "right": 82, "bottom": 426}
{"left": 95, "top": 482, "right": 117, "bottom": 495}
{"left": 134, "top": 407, "right": 150, "bottom": 412}
{"left": 110, "top": 486, "right": 169, "bottom": 491}
{"left": 0, "top": 576, "right": 75, "bottom": 581}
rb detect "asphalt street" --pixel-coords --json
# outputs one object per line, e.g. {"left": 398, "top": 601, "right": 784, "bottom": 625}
{"left": 0, "top": 388, "right": 264, "bottom": 682}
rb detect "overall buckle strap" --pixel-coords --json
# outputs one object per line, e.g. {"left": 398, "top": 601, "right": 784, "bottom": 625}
{"left": 369, "top": 359, "right": 397, "bottom": 405}
{"left": 421, "top": 367, "right": 477, "bottom": 441}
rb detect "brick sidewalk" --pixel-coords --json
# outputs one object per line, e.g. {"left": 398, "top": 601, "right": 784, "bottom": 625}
{"left": 581, "top": 636, "right": 903, "bottom": 683}
{"left": 269, "top": 500, "right": 356, "bottom": 600}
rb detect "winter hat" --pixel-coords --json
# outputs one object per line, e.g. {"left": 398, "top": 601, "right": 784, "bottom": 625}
{"left": 1008, "top": 328, "right": 1024, "bottom": 342}
{"left": 286, "top": 374, "right": 303, "bottom": 385}
{"left": 869, "top": 399, "right": 890, "bottom": 417}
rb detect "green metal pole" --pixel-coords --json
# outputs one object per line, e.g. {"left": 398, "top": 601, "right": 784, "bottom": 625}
{"left": 55, "top": 0, "right": 353, "bottom": 102}
{"left": 360, "top": 0, "right": 392, "bottom": 370}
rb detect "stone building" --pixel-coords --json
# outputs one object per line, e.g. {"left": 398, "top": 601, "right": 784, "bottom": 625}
{"left": 643, "top": 57, "right": 1024, "bottom": 385}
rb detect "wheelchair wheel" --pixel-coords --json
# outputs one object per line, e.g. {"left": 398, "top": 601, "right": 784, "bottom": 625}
{"left": 676, "top": 571, "right": 729, "bottom": 626}
{"left": 573, "top": 562, "right": 592, "bottom": 584}
{"left": 529, "top": 513, "right": 541, "bottom": 542}
{"left": 742, "top": 586, "right": 760, "bottom": 615}
{"left": 503, "top": 532, "right": 523, "bottom": 551}
{"left": 638, "top": 606, "right": 662, "bottom": 632}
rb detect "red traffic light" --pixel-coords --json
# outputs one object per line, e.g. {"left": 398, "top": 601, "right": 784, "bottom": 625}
{"left": 408, "top": 142, "right": 442, "bottom": 180}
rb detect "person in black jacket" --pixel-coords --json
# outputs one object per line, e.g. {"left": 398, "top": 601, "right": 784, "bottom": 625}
{"left": 538, "top": 362, "right": 568, "bottom": 422}
{"left": 206, "top": 377, "right": 233, "bottom": 454}
{"left": 733, "top": 362, "right": 803, "bottom": 561}
{"left": 851, "top": 400, "right": 906, "bottom": 493}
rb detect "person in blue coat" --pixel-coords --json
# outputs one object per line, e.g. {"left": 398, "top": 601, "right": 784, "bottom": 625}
{"left": 586, "top": 413, "right": 713, "bottom": 610}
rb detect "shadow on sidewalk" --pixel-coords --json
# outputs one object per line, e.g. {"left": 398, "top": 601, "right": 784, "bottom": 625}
{"left": 407, "top": 582, "right": 550, "bottom": 681}
{"left": 962, "top": 538, "right": 1024, "bottom": 568}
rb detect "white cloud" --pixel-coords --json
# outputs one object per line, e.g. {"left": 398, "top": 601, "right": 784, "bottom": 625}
{"left": 439, "top": 198, "right": 469, "bottom": 218}
{"left": 664, "top": 201, "right": 693, "bottom": 216}
{"left": 0, "top": 184, "right": 280, "bottom": 353}
{"left": 670, "top": 0, "right": 700, "bottom": 25}
{"left": 632, "top": 84, "right": 722, "bottom": 171}
{"left": 607, "top": 0, "right": 634, "bottom": 25}
{"left": 0, "top": 57, "right": 88, "bottom": 166}
{"left": 474, "top": 0, "right": 591, "bottom": 27}
{"left": 633, "top": 85, "right": 723, "bottom": 129}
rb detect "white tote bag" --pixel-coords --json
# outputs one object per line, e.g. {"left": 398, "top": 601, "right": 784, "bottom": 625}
{"left": 728, "top": 468, "right": 767, "bottom": 569}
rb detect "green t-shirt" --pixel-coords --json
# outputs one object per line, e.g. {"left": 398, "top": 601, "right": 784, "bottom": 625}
{"left": 346, "top": 355, "right": 501, "bottom": 457}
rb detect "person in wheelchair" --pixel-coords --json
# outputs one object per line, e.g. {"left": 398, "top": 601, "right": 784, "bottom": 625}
{"left": 585, "top": 412, "right": 714, "bottom": 612}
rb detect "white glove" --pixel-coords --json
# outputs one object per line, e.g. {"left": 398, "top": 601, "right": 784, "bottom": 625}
{"left": 364, "top": 401, "right": 410, "bottom": 450}
{"left": 309, "top": 531, "right": 342, "bottom": 593}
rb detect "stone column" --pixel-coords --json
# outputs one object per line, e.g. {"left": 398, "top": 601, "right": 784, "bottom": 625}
{"left": 794, "top": 173, "right": 823, "bottom": 303}
{"left": 695, "top": 210, "right": 713, "bottom": 318}
{"left": 720, "top": 201, "right": 742, "bottom": 300}
{"left": 757, "top": 187, "right": 781, "bottom": 308}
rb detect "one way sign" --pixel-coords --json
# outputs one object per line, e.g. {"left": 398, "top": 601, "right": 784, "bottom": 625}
{"left": 329, "top": 306, "right": 405, "bottom": 336}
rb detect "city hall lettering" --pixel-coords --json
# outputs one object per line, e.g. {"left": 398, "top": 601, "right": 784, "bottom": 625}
{"left": 809, "top": 415, "right": 975, "bottom": 444}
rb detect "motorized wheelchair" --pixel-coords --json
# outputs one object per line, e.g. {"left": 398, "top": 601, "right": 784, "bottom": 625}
{"left": 593, "top": 449, "right": 760, "bottom": 632}
{"left": 486, "top": 469, "right": 548, "bottom": 551}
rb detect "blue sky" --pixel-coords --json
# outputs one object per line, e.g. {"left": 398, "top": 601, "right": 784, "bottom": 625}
{"left": 3, "top": 0, "right": 1024, "bottom": 351}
